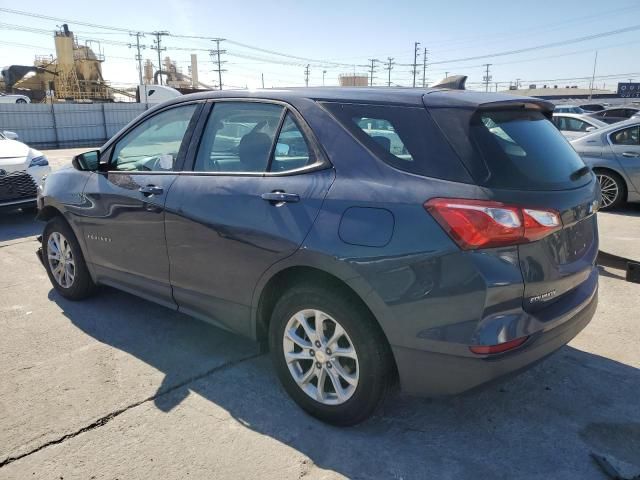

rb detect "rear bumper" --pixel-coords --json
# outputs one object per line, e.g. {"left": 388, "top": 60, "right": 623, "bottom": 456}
{"left": 392, "top": 283, "right": 598, "bottom": 397}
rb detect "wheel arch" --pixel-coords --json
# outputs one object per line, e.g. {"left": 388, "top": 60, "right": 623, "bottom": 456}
{"left": 253, "top": 261, "right": 395, "bottom": 375}
{"left": 37, "top": 204, "right": 65, "bottom": 222}
{"left": 38, "top": 204, "right": 96, "bottom": 281}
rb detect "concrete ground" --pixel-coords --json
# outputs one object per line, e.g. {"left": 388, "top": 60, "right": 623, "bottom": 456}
{"left": 0, "top": 149, "right": 639, "bottom": 479}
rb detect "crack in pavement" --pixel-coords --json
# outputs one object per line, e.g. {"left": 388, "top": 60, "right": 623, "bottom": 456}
{"left": 0, "top": 238, "right": 38, "bottom": 249}
{"left": 0, "top": 351, "right": 264, "bottom": 469}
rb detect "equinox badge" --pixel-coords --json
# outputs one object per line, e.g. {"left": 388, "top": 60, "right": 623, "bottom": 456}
{"left": 529, "top": 290, "right": 557, "bottom": 303}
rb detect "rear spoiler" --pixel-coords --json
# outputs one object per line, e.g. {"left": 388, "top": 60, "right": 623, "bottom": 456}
{"left": 431, "top": 75, "right": 467, "bottom": 90}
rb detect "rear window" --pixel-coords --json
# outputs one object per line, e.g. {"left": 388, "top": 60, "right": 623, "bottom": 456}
{"left": 468, "top": 110, "right": 589, "bottom": 190}
{"left": 322, "top": 102, "right": 471, "bottom": 182}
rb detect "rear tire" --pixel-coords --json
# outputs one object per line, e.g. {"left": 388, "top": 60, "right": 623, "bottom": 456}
{"left": 595, "top": 169, "right": 626, "bottom": 210}
{"left": 268, "top": 284, "right": 393, "bottom": 426}
{"left": 15, "top": 98, "right": 27, "bottom": 104}
{"left": 42, "top": 217, "right": 96, "bottom": 300}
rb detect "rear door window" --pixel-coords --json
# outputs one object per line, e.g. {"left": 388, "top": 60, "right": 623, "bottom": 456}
{"left": 468, "top": 110, "right": 589, "bottom": 190}
{"left": 270, "top": 112, "right": 315, "bottom": 172}
{"left": 322, "top": 102, "right": 471, "bottom": 182}
{"left": 611, "top": 126, "right": 640, "bottom": 145}
{"left": 195, "top": 102, "right": 283, "bottom": 173}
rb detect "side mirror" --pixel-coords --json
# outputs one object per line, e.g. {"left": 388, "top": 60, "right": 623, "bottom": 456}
{"left": 585, "top": 126, "right": 597, "bottom": 132}
{"left": 2, "top": 130, "right": 19, "bottom": 141}
{"left": 72, "top": 150, "right": 101, "bottom": 171}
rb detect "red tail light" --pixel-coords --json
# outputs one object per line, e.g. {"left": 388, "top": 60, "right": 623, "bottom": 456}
{"left": 424, "top": 198, "right": 561, "bottom": 250}
{"left": 469, "top": 336, "right": 529, "bottom": 355}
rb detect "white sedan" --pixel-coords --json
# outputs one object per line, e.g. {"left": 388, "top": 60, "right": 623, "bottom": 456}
{"left": 0, "top": 93, "right": 30, "bottom": 104}
{"left": 0, "top": 131, "right": 50, "bottom": 212}
{"left": 551, "top": 113, "right": 608, "bottom": 140}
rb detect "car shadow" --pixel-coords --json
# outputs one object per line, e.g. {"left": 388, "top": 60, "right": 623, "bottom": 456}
{"left": 0, "top": 208, "right": 42, "bottom": 243}
{"left": 49, "top": 287, "right": 640, "bottom": 479}
{"left": 603, "top": 203, "right": 640, "bottom": 218}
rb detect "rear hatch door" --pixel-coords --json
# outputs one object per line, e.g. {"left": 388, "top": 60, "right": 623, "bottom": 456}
{"left": 424, "top": 93, "right": 599, "bottom": 310}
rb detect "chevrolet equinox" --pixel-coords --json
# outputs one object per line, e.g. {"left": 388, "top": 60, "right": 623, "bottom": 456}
{"left": 37, "top": 88, "right": 599, "bottom": 425}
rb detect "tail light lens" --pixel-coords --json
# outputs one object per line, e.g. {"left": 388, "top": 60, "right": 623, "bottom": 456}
{"left": 469, "top": 336, "right": 529, "bottom": 355}
{"left": 425, "top": 198, "right": 561, "bottom": 250}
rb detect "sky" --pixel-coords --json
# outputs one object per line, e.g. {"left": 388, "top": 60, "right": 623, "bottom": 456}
{"left": 0, "top": 0, "right": 639, "bottom": 92}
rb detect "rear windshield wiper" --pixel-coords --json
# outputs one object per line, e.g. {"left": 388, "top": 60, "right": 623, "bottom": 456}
{"left": 570, "top": 166, "right": 591, "bottom": 181}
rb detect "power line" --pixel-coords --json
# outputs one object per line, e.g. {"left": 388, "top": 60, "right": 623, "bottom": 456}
{"left": 385, "top": 57, "right": 395, "bottom": 87}
{"left": 483, "top": 64, "right": 492, "bottom": 92}
{"left": 210, "top": 38, "right": 226, "bottom": 90}
{"left": 368, "top": 59, "right": 378, "bottom": 86}
{"left": 128, "top": 32, "right": 145, "bottom": 86}
{"left": 422, "top": 48, "right": 429, "bottom": 88}
{"left": 428, "top": 24, "right": 640, "bottom": 65}
{"left": 150, "top": 31, "right": 169, "bottom": 85}
{"left": 412, "top": 42, "right": 420, "bottom": 88}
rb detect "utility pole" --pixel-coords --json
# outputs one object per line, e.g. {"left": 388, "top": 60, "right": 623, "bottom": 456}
{"left": 304, "top": 64, "right": 310, "bottom": 87}
{"left": 322, "top": 70, "right": 327, "bottom": 86}
{"left": 150, "top": 31, "right": 169, "bottom": 85}
{"left": 445, "top": 71, "right": 449, "bottom": 78}
{"left": 261, "top": 73, "right": 264, "bottom": 89}
{"left": 128, "top": 32, "right": 145, "bottom": 86}
{"left": 422, "top": 48, "right": 428, "bottom": 87}
{"left": 412, "top": 42, "right": 420, "bottom": 88}
{"left": 386, "top": 57, "right": 394, "bottom": 87}
{"left": 210, "top": 38, "right": 226, "bottom": 90}
{"left": 368, "top": 59, "right": 378, "bottom": 86}
{"left": 495, "top": 82, "right": 498, "bottom": 92}
{"left": 589, "top": 50, "right": 598, "bottom": 100}
{"left": 483, "top": 63, "right": 492, "bottom": 92}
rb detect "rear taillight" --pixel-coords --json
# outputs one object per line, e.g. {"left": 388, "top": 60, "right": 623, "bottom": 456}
{"left": 424, "top": 198, "right": 561, "bottom": 250}
{"left": 469, "top": 336, "right": 529, "bottom": 355}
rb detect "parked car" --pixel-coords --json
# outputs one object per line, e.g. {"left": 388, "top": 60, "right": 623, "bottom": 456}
{"left": 2, "top": 130, "right": 20, "bottom": 141}
{"left": 571, "top": 118, "right": 640, "bottom": 209}
{"left": 579, "top": 103, "right": 607, "bottom": 112}
{"left": 551, "top": 113, "right": 607, "bottom": 140}
{"left": 587, "top": 106, "right": 640, "bottom": 124}
{"left": 0, "top": 92, "right": 31, "bottom": 104}
{"left": 0, "top": 131, "right": 50, "bottom": 212}
{"left": 553, "top": 104, "right": 585, "bottom": 114}
{"left": 36, "top": 88, "right": 599, "bottom": 425}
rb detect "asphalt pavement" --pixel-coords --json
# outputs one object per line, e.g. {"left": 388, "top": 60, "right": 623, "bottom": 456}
{"left": 0, "top": 148, "right": 638, "bottom": 479}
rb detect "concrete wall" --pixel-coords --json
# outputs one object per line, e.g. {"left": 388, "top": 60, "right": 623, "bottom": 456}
{"left": 0, "top": 103, "right": 149, "bottom": 149}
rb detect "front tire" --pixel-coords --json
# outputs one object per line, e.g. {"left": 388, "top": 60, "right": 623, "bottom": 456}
{"left": 42, "top": 217, "right": 96, "bottom": 300}
{"left": 595, "top": 170, "right": 626, "bottom": 210}
{"left": 269, "top": 284, "right": 393, "bottom": 426}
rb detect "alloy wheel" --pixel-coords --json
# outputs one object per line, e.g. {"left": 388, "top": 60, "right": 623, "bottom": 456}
{"left": 47, "top": 231, "right": 76, "bottom": 288}
{"left": 596, "top": 173, "right": 619, "bottom": 208}
{"left": 282, "top": 309, "right": 359, "bottom": 406}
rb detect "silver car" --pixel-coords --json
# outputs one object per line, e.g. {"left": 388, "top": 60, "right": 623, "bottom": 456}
{"left": 551, "top": 113, "right": 607, "bottom": 140}
{"left": 571, "top": 119, "right": 640, "bottom": 209}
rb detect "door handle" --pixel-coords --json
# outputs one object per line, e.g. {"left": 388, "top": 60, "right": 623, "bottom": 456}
{"left": 139, "top": 185, "right": 164, "bottom": 196}
{"left": 621, "top": 152, "right": 640, "bottom": 158}
{"left": 261, "top": 191, "right": 300, "bottom": 204}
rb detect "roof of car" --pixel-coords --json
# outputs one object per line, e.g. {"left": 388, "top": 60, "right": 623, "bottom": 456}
{"left": 173, "top": 87, "right": 552, "bottom": 110}
{"left": 598, "top": 106, "right": 640, "bottom": 112}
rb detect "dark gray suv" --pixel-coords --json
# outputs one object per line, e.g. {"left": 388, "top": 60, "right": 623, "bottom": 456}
{"left": 37, "top": 88, "right": 599, "bottom": 425}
